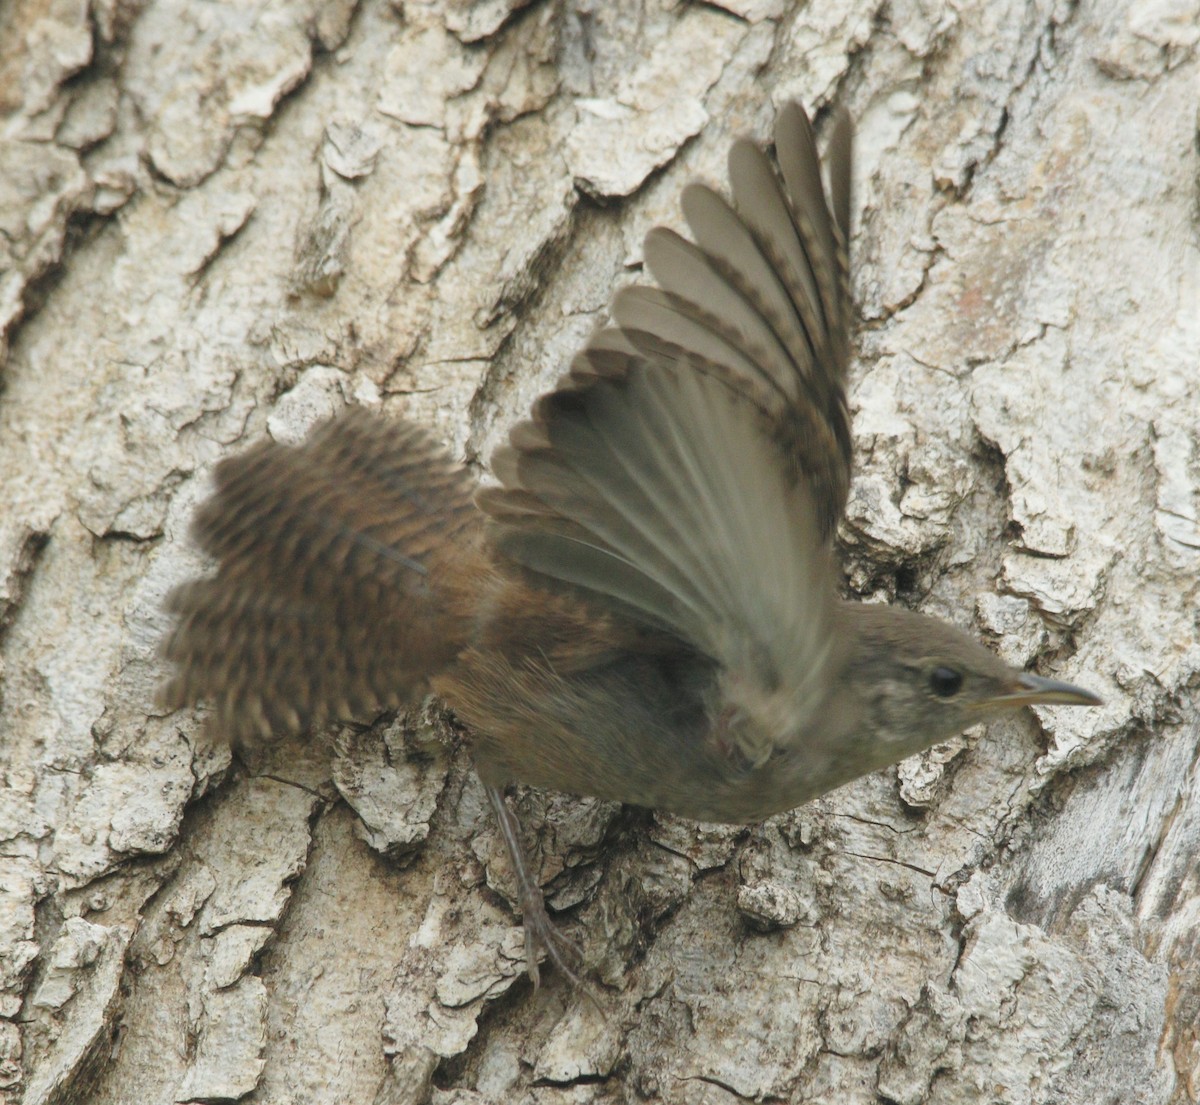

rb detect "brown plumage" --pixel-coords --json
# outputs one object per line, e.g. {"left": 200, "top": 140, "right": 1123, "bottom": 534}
{"left": 162, "top": 102, "right": 1099, "bottom": 989}
{"left": 161, "top": 415, "right": 481, "bottom": 736}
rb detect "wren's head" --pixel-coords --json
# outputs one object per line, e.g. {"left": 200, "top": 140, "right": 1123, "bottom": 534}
{"left": 836, "top": 602, "right": 1101, "bottom": 770}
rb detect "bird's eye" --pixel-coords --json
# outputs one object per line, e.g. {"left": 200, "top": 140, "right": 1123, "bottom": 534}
{"left": 929, "top": 666, "right": 964, "bottom": 697}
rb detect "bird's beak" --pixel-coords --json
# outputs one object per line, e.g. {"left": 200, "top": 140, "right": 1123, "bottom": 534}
{"left": 992, "top": 671, "right": 1103, "bottom": 708}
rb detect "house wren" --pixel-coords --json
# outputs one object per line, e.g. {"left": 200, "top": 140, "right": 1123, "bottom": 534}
{"left": 161, "top": 101, "right": 1101, "bottom": 987}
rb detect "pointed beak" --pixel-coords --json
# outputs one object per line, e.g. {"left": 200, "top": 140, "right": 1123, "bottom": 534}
{"left": 995, "top": 671, "right": 1103, "bottom": 708}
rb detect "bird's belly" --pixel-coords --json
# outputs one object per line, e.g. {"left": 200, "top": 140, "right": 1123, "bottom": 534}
{"left": 440, "top": 650, "right": 838, "bottom": 824}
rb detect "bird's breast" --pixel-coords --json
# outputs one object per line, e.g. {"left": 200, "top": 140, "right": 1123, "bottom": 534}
{"left": 441, "top": 645, "right": 860, "bottom": 824}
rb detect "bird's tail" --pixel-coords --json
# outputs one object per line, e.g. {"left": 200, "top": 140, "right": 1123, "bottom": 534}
{"left": 159, "top": 408, "right": 483, "bottom": 740}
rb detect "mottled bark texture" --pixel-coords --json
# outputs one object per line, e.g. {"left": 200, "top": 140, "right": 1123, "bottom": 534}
{"left": 0, "top": 1, "right": 1196, "bottom": 1103}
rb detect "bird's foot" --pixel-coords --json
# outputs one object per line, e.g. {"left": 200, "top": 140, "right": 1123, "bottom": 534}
{"left": 485, "top": 782, "right": 605, "bottom": 1010}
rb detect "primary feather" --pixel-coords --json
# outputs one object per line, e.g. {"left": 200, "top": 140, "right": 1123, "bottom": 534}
{"left": 479, "top": 101, "right": 855, "bottom": 756}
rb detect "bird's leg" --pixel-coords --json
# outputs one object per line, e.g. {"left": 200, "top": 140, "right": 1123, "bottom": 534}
{"left": 484, "top": 782, "right": 588, "bottom": 992}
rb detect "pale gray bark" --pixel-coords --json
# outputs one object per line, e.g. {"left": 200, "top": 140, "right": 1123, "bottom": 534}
{"left": 0, "top": 1, "right": 1196, "bottom": 1103}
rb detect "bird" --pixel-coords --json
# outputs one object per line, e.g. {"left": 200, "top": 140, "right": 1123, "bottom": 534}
{"left": 160, "top": 100, "right": 1101, "bottom": 989}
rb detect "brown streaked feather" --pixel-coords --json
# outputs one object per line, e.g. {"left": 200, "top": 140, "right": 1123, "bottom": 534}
{"left": 478, "top": 101, "right": 854, "bottom": 747}
{"left": 680, "top": 182, "right": 825, "bottom": 374}
{"left": 728, "top": 138, "right": 826, "bottom": 339}
{"left": 775, "top": 101, "right": 853, "bottom": 372}
{"left": 569, "top": 324, "right": 846, "bottom": 540}
{"left": 161, "top": 408, "right": 482, "bottom": 739}
{"left": 640, "top": 229, "right": 809, "bottom": 408}
{"left": 487, "top": 361, "right": 839, "bottom": 740}
{"left": 611, "top": 284, "right": 804, "bottom": 415}
{"left": 824, "top": 107, "right": 854, "bottom": 266}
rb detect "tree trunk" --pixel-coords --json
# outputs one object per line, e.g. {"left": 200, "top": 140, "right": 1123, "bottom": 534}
{"left": 0, "top": 1, "right": 1195, "bottom": 1102}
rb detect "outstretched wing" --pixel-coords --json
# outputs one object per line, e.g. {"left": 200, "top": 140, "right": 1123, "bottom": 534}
{"left": 161, "top": 409, "right": 480, "bottom": 739}
{"left": 477, "top": 101, "right": 854, "bottom": 748}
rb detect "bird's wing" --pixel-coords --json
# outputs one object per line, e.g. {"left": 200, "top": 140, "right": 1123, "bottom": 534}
{"left": 161, "top": 409, "right": 480, "bottom": 739}
{"left": 478, "top": 101, "right": 854, "bottom": 747}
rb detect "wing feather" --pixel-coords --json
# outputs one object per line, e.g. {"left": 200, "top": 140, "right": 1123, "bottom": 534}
{"left": 491, "top": 366, "right": 834, "bottom": 698}
{"left": 480, "top": 101, "right": 855, "bottom": 746}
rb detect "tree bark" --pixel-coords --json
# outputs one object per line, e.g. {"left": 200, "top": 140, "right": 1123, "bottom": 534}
{"left": 0, "top": 0, "right": 1196, "bottom": 1103}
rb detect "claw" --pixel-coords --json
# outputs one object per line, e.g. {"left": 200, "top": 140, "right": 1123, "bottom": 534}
{"left": 485, "top": 782, "right": 606, "bottom": 1011}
